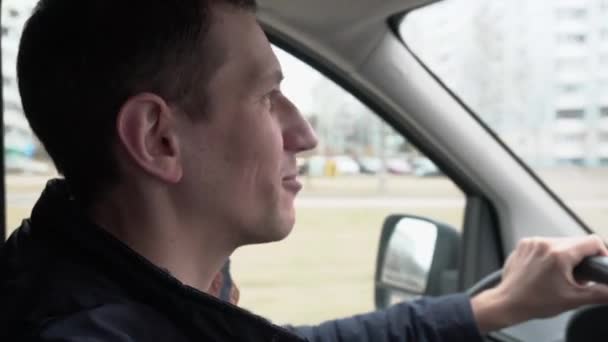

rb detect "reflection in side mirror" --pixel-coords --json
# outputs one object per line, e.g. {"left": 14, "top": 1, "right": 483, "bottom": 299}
{"left": 374, "top": 215, "right": 461, "bottom": 309}
{"left": 380, "top": 218, "right": 437, "bottom": 295}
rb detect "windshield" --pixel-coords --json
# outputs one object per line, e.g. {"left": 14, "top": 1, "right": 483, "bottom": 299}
{"left": 400, "top": 0, "right": 608, "bottom": 239}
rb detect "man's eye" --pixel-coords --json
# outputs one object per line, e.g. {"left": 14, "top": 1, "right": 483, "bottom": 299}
{"left": 263, "top": 90, "right": 278, "bottom": 108}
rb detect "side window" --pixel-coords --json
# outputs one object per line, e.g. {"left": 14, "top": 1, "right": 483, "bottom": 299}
{"left": 2, "top": 0, "right": 55, "bottom": 237}
{"left": 231, "top": 46, "right": 466, "bottom": 325}
{"left": 399, "top": 0, "right": 608, "bottom": 240}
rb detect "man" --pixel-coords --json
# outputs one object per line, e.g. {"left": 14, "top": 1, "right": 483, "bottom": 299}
{"left": 1, "top": 0, "right": 608, "bottom": 341}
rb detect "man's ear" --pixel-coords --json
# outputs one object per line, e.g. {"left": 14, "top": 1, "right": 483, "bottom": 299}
{"left": 116, "top": 93, "right": 183, "bottom": 183}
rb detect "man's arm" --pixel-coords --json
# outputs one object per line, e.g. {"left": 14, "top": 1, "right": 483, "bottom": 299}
{"left": 288, "top": 294, "right": 483, "bottom": 342}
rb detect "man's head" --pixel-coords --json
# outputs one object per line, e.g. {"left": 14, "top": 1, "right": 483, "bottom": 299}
{"left": 18, "top": 0, "right": 317, "bottom": 246}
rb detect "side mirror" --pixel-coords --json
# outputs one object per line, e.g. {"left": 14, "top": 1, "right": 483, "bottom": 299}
{"left": 374, "top": 215, "right": 461, "bottom": 309}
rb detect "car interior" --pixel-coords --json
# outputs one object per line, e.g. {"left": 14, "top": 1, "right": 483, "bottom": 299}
{"left": 2, "top": 0, "right": 608, "bottom": 341}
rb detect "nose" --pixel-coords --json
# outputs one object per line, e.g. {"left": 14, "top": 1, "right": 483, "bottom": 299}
{"left": 291, "top": 118, "right": 318, "bottom": 153}
{"left": 280, "top": 96, "right": 318, "bottom": 153}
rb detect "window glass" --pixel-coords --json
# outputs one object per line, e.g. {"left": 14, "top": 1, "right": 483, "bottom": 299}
{"left": 2, "top": 0, "right": 55, "bottom": 237}
{"left": 556, "top": 57, "right": 588, "bottom": 83}
{"left": 231, "top": 46, "right": 465, "bottom": 325}
{"left": 557, "top": 33, "right": 587, "bottom": 45}
{"left": 556, "top": 8, "right": 587, "bottom": 20}
{"left": 400, "top": 0, "right": 608, "bottom": 239}
{"left": 557, "top": 83, "right": 585, "bottom": 95}
{"left": 556, "top": 109, "right": 585, "bottom": 119}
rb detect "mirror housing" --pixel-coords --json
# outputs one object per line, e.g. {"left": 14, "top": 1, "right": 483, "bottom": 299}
{"left": 374, "top": 215, "right": 461, "bottom": 309}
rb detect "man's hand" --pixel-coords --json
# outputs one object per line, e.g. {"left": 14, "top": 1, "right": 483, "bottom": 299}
{"left": 471, "top": 235, "right": 608, "bottom": 333}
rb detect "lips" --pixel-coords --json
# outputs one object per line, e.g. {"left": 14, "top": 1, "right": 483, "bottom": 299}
{"left": 282, "top": 175, "right": 302, "bottom": 193}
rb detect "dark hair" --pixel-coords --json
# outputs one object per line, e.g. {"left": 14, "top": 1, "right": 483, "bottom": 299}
{"left": 17, "top": 0, "right": 256, "bottom": 205}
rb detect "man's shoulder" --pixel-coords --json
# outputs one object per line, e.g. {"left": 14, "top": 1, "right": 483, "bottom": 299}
{"left": 36, "top": 302, "right": 189, "bottom": 342}
{"left": 0, "top": 222, "right": 145, "bottom": 340}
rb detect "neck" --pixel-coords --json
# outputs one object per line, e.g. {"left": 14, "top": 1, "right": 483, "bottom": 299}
{"left": 89, "top": 184, "right": 234, "bottom": 293}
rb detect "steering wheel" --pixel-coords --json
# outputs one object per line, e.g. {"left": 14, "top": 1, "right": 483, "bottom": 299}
{"left": 467, "top": 256, "right": 608, "bottom": 297}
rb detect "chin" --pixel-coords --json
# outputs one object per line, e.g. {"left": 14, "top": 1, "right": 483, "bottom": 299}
{"left": 272, "top": 220, "right": 295, "bottom": 241}
{"left": 244, "top": 215, "right": 295, "bottom": 245}
{"left": 266, "top": 204, "right": 296, "bottom": 240}
{"left": 262, "top": 221, "right": 295, "bottom": 244}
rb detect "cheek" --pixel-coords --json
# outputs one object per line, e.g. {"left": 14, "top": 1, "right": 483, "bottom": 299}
{"left": 190, "top": 131, "right": 276, "bottom": 214}
{"left": 228, "top": 114, "right": 283, "bottom": 174}
{"left": 189, "top": 105, "right": 284, "bottom": 195}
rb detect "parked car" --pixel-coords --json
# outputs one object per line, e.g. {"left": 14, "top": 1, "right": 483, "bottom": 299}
{"left": 332, "top": 155, "right": 360, "bottom": 175}
{"left": 306, "top": 155, "right": 327, "bottom": 177}
{"left": 357, "top": 156, "right": 383, "bottom": 174}
{"left": 412, "top": 157, "right": 441, "bottom": 177}
{"left": 5, "top": 155, "right": 50, "bottom": 174}
{"left": 297, "top": 157, "right": 308, "bottom": 175}
{"left": 385, "top": 158, "right": 412, "bottom": 175}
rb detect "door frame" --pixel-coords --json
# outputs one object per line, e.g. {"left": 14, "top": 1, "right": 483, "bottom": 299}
{"left": 1, "top": 0, "right": 7, "bottom": 244}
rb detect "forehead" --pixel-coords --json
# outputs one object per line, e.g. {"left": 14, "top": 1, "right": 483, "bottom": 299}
{"left": 205, "top": 4, "right": 280, "bottom": 86}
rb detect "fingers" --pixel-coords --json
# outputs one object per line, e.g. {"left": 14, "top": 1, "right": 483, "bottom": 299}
{"left": 576, "top": 283, "right": 608, "bottom": 306}
{"left": 513, "top": 235, "right": 607, "bottom": 269}
{"left": 551, "top": 236, "right": 607, "bottom": 287}
{"left": 500, "top": 235, "right": 608, "bottom": 320}
{"left": 569, "top": 235, "right": 608, "bottom": 262}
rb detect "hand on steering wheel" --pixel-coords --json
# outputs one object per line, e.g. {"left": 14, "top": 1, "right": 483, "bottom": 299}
{"left": 469, "top": 235, "right": 608, "bottom": 334}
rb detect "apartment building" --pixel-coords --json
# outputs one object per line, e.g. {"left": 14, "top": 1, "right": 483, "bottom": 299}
{"left": 403, "top": 0, "right": 608, "bottom": 167}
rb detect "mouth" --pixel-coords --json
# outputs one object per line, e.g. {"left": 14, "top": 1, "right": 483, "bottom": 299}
{"left": 282, "top": 174, "right": 302, "bottom": 194}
